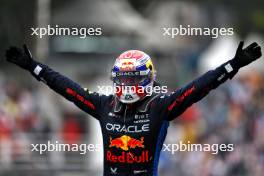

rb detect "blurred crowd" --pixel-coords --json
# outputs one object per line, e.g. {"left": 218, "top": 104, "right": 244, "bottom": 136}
{"left": 0, "top": 76, "right": 88, "bottom": 176}
{"left": 161, "top": 71, "right": 264, "bottom": 176}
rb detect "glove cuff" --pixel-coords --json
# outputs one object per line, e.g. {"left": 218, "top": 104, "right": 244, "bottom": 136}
{"left": 29, "top": 60, "right": 44, "bottom": 81}
{"left": 222, "top": 59, "right": 239, "bottom": 79}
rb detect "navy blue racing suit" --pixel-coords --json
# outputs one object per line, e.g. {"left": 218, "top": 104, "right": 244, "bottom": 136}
{"left": 30, "top": 60, "right": 238, "bottom": 176}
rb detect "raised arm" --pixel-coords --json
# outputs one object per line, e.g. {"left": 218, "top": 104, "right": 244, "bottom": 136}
{"left": 5, "top": 45, "right": 107, "bottom": 120}
{"left": 161, "top": 41, "right": 262, "bottom": 121}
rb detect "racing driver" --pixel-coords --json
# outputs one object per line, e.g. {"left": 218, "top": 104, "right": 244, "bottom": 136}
{"left": 5, "top": 41, "right": 262, "bottom": 176}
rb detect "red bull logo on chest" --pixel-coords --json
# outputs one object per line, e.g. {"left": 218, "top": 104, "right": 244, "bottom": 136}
{"left": 107, "top": 135, "right": 149, "bottom": 163}
{"left": 109, "top": 135, "right": 144, "bottom": 151}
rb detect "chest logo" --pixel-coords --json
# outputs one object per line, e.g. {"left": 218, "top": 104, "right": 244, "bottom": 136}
{"left": 106, "top": 123, "right": 149, "bottom": 133}
{"left": 109, "top": 135, "right": 144, "bottom": 151}
{"left": 110, "top": 167, "right": 117, "bottom": 174}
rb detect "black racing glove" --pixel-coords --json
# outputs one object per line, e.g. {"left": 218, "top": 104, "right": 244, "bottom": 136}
{"left": 5, "top": 45, "right": 42, "bottom": 80}
{"left": 5, "top": 44, "right": 35, "bottom": 70}
{"left": 230, "top": 41, "right": 262, "bottom": 70}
